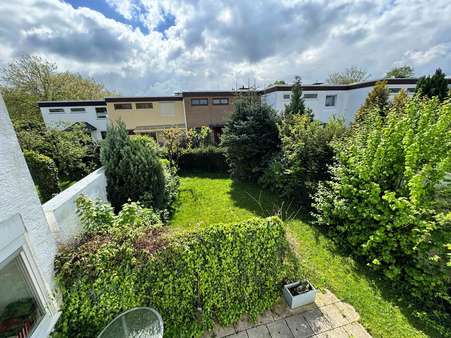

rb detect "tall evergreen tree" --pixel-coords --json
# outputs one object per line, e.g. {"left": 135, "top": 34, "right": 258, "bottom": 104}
{"left": 355, "top": 80, "right": 390, "bottom": 123}
{"left": 415, "top": 68, "right": 448, "bottom": 101}
{"left": 284, "top": 76, "right": 313, "bottom": 119}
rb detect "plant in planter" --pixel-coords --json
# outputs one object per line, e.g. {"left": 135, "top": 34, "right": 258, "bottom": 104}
{"left": 283, "top": 280, "right": 317, "bottom": 309}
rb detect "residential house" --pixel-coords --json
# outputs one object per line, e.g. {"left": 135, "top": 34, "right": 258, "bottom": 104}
{"left": 39, "top": 100, "right": 107, "bottom": 140}
{"left": 105, "top": 96, "right": 186, "bottom": 142}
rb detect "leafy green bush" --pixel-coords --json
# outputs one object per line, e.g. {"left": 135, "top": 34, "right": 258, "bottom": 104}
{"left": 53, "top": 198, "right": 297, "bottom": 337}
{"left": 221, "top": 95, "right": 280, "bottom": 181}
{"left": 15, "top": 120, "right": 100, "bottom": 182}
{"left": 24, "top": 149, "right": 60, "bottom": 202}
{"left": 178, "top": 146, "right": 227, "bottom": 172}
{"left": 261, "top": 115, "right": 346, "bottom": 205}
{"left": 100, "top": 122, "right": 179, "bottom": 215}
{"left": 313, "top": 95, "right": 451, "bottom": 317}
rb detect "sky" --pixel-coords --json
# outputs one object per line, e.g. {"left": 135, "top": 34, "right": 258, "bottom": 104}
{"left": 0, "top": 0, "right": 450, "bottom": 96}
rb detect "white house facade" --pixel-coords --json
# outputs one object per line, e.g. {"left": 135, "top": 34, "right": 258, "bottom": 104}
{"left": 0, "top": 95, "right": 60, "bottom": 337}
{"left": 39, "top": 100, "right": 108, "bottom": 140}
{"left": 260, "top": 78, "right": 450, "bottom": 123}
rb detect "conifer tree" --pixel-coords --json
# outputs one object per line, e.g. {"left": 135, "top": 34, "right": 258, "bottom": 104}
{"left": 355, "top": 80, "right": 390, "bottom": 123}
{"left": 284, "top": 76, "right": 313, "bottom": 120}
{"left": 416, "top": 68, "right": 448, "bottom": 101}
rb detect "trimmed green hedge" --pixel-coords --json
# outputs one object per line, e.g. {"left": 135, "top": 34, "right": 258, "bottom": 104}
{"left": 24, "top": 150, "right": 60, "bottom": 202}
{"left": 178, "top": 146, "right": 228, "bottom": 172}
{"left": 54, "top": 209, "right": 296, "bottom": 337}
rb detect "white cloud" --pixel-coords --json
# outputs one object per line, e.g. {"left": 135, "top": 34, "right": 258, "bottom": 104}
{"left": 0, "top": 0, "right": 450, "bottom": 96}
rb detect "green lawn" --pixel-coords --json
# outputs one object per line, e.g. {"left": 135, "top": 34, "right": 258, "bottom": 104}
{"left": 171, "top": 172, "right": 444, "bottom": 338}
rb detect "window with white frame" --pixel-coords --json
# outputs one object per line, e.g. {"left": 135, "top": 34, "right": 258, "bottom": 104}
{"left": 212, "top": 98, "right": 229, "bottom": 105}
{"left": 70, "top": 107, "right": 86, "bottom": 113}
{"left": 191, "top": 98, "right": 208, "bottom": 106}
{"left": 48, "top": 108, "right": 64, "bottom": 113}
{"left": 303, "top": 93, "right": 318, "bottom": 99}
{"left": 389, "top": 88, "right": 401, "bottom": 94}
{"left": 325, "top": 95, "right": 336, "bottom": 107}
{"left": 0, "top": 253, "right": 45, "bottom": 337}
{"left": 95, "top": 107, "right": 107, "bottom": 119}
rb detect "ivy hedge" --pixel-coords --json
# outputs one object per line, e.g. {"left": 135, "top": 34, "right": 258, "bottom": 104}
{"left": 53, "top": 198, "right": 297, "bottom": 337}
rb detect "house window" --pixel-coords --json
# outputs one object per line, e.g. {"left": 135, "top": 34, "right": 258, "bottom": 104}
{"left": 325, "top": 95, "right": 336, "bottom": 107}
{"left": 136, "top": 102, "right": 153, "bottom": 109}
{"left": 191, "top": 98, "right": 208, "bottom": 106}
{"left": 407, "top": 88, "right": 416, "bottom": 93}
{"left": 389, "top": 88, "right": 401, "bottom": 94}
{"left": 114, "top": 103, "right": 132, "bottom": 110}
{"left": 70, "top": 107, "right": 86, "bottom": 113}
{"left": 95, "top": 107, "right": 107, "bottom": 119}
{"left": 0, "top": 253, "right": 45, "bottom": 337}
{"left": 304, "top": 93, "right": 318, "bottom": 99}
{"left": 283, "top": 94, "right": 290, "bottom": 100}
{"left": 48, "top": 108, "right": 64, "bottom": 113}
{"left": 101, "top": 131, "right": 107, "bottom": 139}
{"left": 212, "top": 98, "right": 229, "bottom": 105}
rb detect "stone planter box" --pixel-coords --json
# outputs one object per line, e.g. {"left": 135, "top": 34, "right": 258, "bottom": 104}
{"left": 283, "top": 280, "right": 316, "bottom": 309}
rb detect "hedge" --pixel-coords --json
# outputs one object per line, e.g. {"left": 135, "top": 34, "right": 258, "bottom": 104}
{"left": 178, "top": 146, "right": 228, "bottom": 172}
{"left": 54, "top": 211, "right": 296, "bottom": 337}
{"left": 24, "top": 150, "right": 60, "bottom": 202}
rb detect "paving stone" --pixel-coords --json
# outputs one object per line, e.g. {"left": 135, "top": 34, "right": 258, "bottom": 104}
{"left": 343, "top": 323, "right": 372, "bottom": 338}
{"left": 313, "top": 327, "right": 349, "bottom": 338}
{"left": 247, "top": 325, "right": 271, "bottom": 338}
{"left": 213, "top": 322, "right": 236, "bottom": 337}
{"left": 272, "top": 299, "right": 292, "bottom": 319}
{"left": 227, "top": 331, "right": 249, "bottom": 338}
{"left": 320, "top": 304, "right": 349, "bottom": 328}
{"left": 255, "top": 310, "right": 274, "bottom": 325}
{"left": 303, "top": 309, "right": 334, "bottom": 334}
{"left": 285, "top": 314, "right": 314, "bottom": 337}
{"left": 235, "top": 316, "right": 254, "bottom": 332}
{"left": 267, "top": 319, "right": 294, "bottom": 338}
{"left": 315, "top": 290, "right": 339, "bottom": 307}
{"left": 335, "top": 302, "right": 360, "bottom": 323}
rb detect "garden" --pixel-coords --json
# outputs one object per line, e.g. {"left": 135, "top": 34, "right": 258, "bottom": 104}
{"left": 52, "top": 72, "right": 450, "bottom": 337}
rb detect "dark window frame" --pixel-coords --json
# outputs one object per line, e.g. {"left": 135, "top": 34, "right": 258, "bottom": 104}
{"left": 135, "top": 102, "right": 154, "bottom": 109}
{"left": 114, "top": 103, "right": 132, "bottom": 110}
{"left": 212, "top": 98, "right": 229, "bottom": 105}
{"left": 70, "top": 107, "right": 86, "bottom": 113}
{"left": 283, "top": 94, "right": 290, "bottom": 100}
{"left": 303, "top": 93, "right": 318, "bottom": 99}
{"left": 48, "top": 108, "right": 65, "bottom": 113}
{"left": 191, "top": 98, "right": 209, "bottom": 106}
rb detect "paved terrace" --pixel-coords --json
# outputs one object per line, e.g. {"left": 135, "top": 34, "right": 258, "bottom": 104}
{"left": 205, "top": 290, "right": 371, "bottom": 338}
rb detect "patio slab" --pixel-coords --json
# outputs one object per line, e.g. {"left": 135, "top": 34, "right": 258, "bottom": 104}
{"left": 205, "top": 289, "right": 372, "bottom": 338}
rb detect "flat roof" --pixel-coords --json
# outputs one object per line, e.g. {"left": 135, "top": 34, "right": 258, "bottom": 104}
{"left": 261, "top": 78, "right": 451, "bottom": 94}
{"left": 38, "top": 100, "right": 106, "bottom": 107}
{"left": 105, "top": 96, "right": 182, "bottom": 102}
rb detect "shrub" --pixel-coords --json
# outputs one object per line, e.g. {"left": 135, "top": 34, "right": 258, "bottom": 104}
{"left": 53, "top": 198, "right": 297, "bottom": 338}
{"left": 261, "top": 115, "right": 346, "bottom": 205}
{"left": 221, "top": 94, "right": 280, "bottom": 181}
{"left": 178, "top": 146, "right": 227, "bottom": 172}
{"left": 416, "top": 68, "right": 449, "bottom": 101}
{"left": 100, "top": 121, "right": 179, "bottom": 215}
{"left": 23, "top": 149, "right": 60, "bottom": 202}
{"left": 313, "top": 95, "right": 451, "bottom": 316}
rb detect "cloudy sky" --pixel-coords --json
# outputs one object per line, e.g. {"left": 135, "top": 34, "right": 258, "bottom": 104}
{"left": 0, "top": 0, "right": 450, "bottom": 95}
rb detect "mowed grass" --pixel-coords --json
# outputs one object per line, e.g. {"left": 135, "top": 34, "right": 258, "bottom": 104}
{"left": 171, "top": 173, "right": 443, "bottom": 338}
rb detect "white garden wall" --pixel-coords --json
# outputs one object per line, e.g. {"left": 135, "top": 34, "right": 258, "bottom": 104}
{"left": 43, "top": 167, "right": 108, "bottom": 243}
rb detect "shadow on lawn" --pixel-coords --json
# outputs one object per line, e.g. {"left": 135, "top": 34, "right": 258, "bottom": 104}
{"left": 228, "top": 178, "right": 449, "bottom": 338}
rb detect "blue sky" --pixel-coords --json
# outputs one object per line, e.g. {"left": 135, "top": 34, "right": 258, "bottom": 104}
{"left": 0, "top": 0, "right": 450, "bottom": 95}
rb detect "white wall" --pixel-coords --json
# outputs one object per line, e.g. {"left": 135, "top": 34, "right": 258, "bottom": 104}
{"left": 0, "top": 94, "right": 60, "bottom": 335}
{"left": 43, "top": 167, "right": 107, "bottom": 243}
{"left": 262, "top": 83, "right": 417, "bottom": 123}
{"left": 41, "top": 105, "right": 107, "bottom": 140}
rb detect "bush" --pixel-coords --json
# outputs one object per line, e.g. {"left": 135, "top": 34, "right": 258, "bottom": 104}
{"left": 100, "top": 122, "right": 179, "bottom": 215}
{"left": 178, "top": 146, "right": 227, "bottom": 172}
{"left": 24, "top": 150, "right": 60, "bottom": 202}
{"left": 261, "top": 115, "right": 346, "bottom": 205}
{"left": 313, "top": 95, "right": 451, "bottom": 318}
{"left": 221, "top": 94, "right": 280, "bottom": 181}
{"left": 53, "top": 198, "right": 297, "bottom": 338}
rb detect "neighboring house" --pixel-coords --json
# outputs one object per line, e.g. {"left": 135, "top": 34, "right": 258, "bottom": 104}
{"left": 261, "top": 78, "right": 451, "bottom": 122}
{"left": 0, "top": 95, "right": 60, "bottom": 337}
{"left": 39, "top": 100, "right": 107, "bottom": 140}
{"left": 182, "top": 91, "right": 237, "bottom": 143}
{"left": 105, "top": 96, "right": 186, "bottom": 142}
